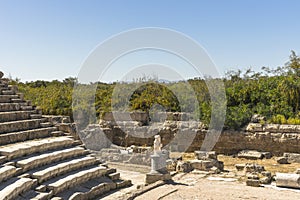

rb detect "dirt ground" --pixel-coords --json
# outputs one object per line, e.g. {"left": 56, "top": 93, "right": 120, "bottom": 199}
{"left": 135, "top": 172, "right": 300, "bottom": 200}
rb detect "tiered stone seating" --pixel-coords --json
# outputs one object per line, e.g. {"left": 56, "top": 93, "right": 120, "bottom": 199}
{"left": 0, "top": 178, "right": 37, "bottom": 200}
{"left": 16, "top": 147, "right": 88, "bottom": 172}
{"left": 0, "top": 72, "right": 131, "bottom": 200}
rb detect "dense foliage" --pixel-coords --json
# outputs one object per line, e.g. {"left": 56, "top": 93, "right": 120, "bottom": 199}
{"left": 10, "top": 51, "right": 300, "bottom": 130}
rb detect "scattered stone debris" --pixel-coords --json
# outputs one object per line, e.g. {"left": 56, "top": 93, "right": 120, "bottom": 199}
{"left": 176, "top": 160, "right": 193, "bottom": 173}
{"left": 186, "top": 151, "right": 224, "bottom": 173}
{"left": 235, "top": 163, "right": 273, "bottom": 187}
{"left": 276, "top": 156, "right": 290, "bottom": 164}
{"left": 283, "top": 153, "right": 300, "bottom": 163}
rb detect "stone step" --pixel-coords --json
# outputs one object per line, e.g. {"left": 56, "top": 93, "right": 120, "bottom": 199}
{"left": 115, "top": 179, "right": 132, "bottom": 189}
{"left": 0, "top": 95, "right": 19, "bottom": 103}
{"left": 0, "top": 155, "right": 6, "bottom": 164}
{"left": 60, "top": 178, "right": 116, "bottom": 200}
{"left": 11, "top": 98, "right": 25, "bottom": 103}
{"left": 50, "top": 131, "right": 66, "bottom": 137}
{"left": 0, "top": 103, "right": 24, "bottom": 112}
{"left": 0, "top": 178, "right": 37, "bottom": 200}
{"left": 8, "top": 85, "right": 18, "bottom": 91}
{"left": 47, "top": 166, "right": 107, "bottom": 195}
{"left": 1, "top": 90, "right": 15, "bottom": 95}
{"left": 107, "top": 172, "right": 120, "bottom": 181}
{"left": 40, "top": 122, "right": 52, "bottom": 128}
{"left": 16, "top": 147, "right": 88, "bottom": 172}
{"left": 0, "top": 119, "right": 46, "bottom": 134}
{"left": 0, "top": 166, "right": 17, "bottom": 182}
{"left": 17, "top": 190, "right": 52, "bottom": 200}
{"left": 0, "top": 110, "right": 34, "bottom": 123}
{"left": 58, "top": 177, "right": 131, "bottom": 200}
{"left": 0, "top": 127, "right": 58, "bottom": 146}
{"left": 20, "top": 105, "right": 34, "bottom": 111}
{"left": 0, "top": 136, "right": 75, "bottom": 160}
{"left": 30, "top": 114, "right": 43, "bottom": 119}
{"left": 32, "top": 156, "right": 99, "bottom": 183}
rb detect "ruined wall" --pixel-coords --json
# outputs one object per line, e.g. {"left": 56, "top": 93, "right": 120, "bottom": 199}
{"left": 83, "top": 112, "right": 300, "bottom": 156}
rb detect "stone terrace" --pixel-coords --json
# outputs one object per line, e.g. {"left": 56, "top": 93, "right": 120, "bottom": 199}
{"left": 0, "top": 73, "right": 131, "bottom": 200}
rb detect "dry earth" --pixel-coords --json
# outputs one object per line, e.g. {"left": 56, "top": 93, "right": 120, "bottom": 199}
{"left": 135, "top": 172, "right": 300, "bottom": 200}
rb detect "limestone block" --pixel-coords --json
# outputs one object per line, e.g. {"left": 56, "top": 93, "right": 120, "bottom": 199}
{"left": 283, "top": 153, "right": 300, "bottom": 163}
{"left": 263, "top": 124, "right": 279, "bottom": 132}
{"left": 279, "top": 125, "right": 297, "bottom": 133}
{"left": 48, "top": 166, "right": 107, "bottom": 194}
{"left": 276, "top": 173, "right": 300, "bottom": 189}
{"left": 237, "top": 150, "right": 263, "bottom": 159}
{"left": 194, "top": 151, "right": 216, "bottom": 160}
{"left": 246, "top": 123, "right": 263, "bottom": 132}
{"left": 0, "top": 136, "right": 74, "bottom": 160}
{"left": 244, "top": 163, "right": 265, "bottom": 173}
{"left": 246, "top": 179, "right": 260, "bottom": 187}
{"left": 16, "top": 147, "right": 86, "bottom": 171}
{"left": 260, "top": 176, "right": 272, "bottom": 184}
{"left": 247, "top": 174, "right": 259, "bottom": 180}
{"left": 116, "top": 180, "right": 132, "bottom": 188}
{"left": 32, "top": 156, "right": 97, "bottom": 183}
{"left": 261, "top": 171, "right": 272, "bottom": 178}
{"left": 108, "top": 172, "right": 120, "bottom": 181}
{"left": 0, "top": 178, "right": 35, "bottom": 200}
{"left": 0, "top": 165, "right": 16, "bottom": 182}
{"left": 190, "top": 159, "right": 221, "bottom": 172}
{"left": 235, "top": 164, "right": 245, "bottom": 171}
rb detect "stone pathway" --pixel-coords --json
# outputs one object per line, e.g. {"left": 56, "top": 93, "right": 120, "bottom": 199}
{"left": 100, "top": 169, "right": 146, "bottom": 200}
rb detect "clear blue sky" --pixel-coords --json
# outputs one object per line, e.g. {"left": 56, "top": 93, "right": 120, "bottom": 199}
{"left": 1, "top": 0, "right": 300, "bottom": 82}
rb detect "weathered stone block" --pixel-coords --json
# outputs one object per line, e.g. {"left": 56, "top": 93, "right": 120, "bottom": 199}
{"left": 235, "top": 164, "right": 245, "bottom": 171}
{"left": 237, "top": 150, "right": 264, "bottom": 159}
{"left": 283, "top": 153, "right": 300, "bottom": 163}
{"left": 246, "top": 123, "right": 263, "bottom": 132}
{"left": 276, "top": 173, "right": 300, "bottom": 189}
{"left": 246, "top": 179, "right": 260, "bottom": 187}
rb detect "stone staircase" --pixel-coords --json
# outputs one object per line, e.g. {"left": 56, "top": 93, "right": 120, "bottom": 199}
{"left": 0, "top": 74, "right": 131, "bottom": 200}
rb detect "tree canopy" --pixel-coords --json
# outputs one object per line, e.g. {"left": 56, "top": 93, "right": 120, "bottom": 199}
{"left": 10, "top": 51, "right": 300, "bottom": 130}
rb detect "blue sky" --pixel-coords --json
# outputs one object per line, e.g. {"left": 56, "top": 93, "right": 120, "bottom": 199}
{"left": 0, "top": 0, "right": 300, "bottom": 82}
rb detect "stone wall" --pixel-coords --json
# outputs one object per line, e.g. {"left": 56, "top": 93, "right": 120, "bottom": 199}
{"left": 83, "top": 115, "right": 300, "bottom": 156}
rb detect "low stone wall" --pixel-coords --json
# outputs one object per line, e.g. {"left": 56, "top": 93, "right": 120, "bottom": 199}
{"left": 101, "top": 111, "right": 192, "bottom": 124}
{"left": 80, "top": 120, "right": 300, "bottom": 156}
